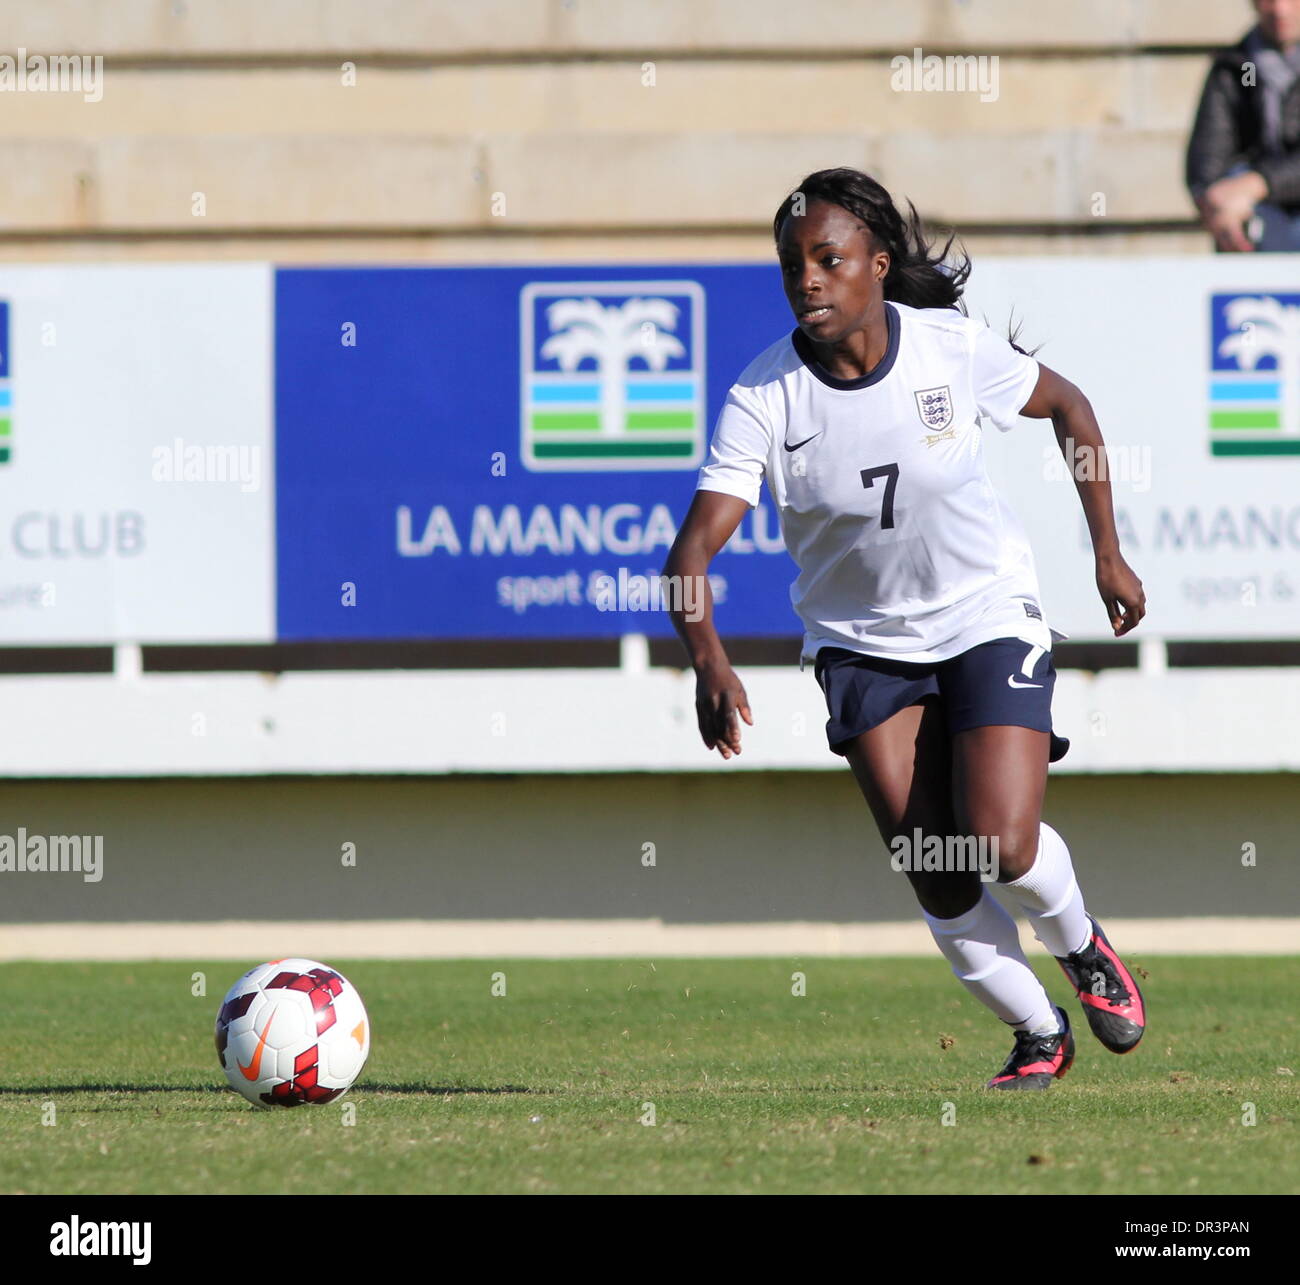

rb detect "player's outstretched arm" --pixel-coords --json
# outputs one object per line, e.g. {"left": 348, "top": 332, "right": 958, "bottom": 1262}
{"left": 662, "top": 490, "right": 754, "bottom": 759}
{"left": 1019, "top": 363, "right": 1147, "bottom": 637}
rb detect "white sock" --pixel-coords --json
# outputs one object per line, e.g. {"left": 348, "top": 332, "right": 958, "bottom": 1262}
{"left": 922, "top": 889, "right": 1059, "bottom": 1034}
{"left": 1003, "top": 821, "right": 1092, "bottom": 958}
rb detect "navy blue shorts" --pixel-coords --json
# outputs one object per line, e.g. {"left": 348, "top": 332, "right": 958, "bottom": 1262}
{"left": 813, "top": 636, "right": 1070, "bottom": 761}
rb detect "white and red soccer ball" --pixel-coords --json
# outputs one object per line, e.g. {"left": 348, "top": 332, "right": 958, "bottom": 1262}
{"left": 215, "top": 958, "right": 370, "bottom": 1108}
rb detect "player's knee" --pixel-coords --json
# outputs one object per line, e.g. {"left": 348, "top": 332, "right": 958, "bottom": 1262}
{"left": 990, "top": 824, "right": 1041, "bottom": 882}
{"left": 907, "top": 870, "right": 981, "bottom": 920}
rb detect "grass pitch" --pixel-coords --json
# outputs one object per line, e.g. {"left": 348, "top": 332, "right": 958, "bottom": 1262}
{"left": 0, "top": 957, "right": 1295, "bottom": 1195}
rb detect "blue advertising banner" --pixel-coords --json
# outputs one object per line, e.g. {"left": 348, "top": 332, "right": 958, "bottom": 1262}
{"left": 275, "top": 265, "right": 800, "bottom": 641}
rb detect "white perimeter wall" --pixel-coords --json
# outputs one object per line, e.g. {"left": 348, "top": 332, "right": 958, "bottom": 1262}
{"left": 2, "top": 662, "right": 1300, "bottom": 776}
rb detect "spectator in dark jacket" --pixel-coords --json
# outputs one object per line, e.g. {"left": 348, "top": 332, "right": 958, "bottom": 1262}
{"left": 1186, "top": 0, "right": 1300, "bottom": 251}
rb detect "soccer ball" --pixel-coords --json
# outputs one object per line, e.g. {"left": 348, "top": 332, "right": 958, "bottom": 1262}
{"left": 215, "top": 958, "right": 370, "bottom": 1108}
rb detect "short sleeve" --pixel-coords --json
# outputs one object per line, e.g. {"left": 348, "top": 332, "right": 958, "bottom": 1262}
{"left": 695, "top": 385, "right": 771, "bottom": 510}
{"left": 971, "top": 323, "right": 1040, "bottom": 432}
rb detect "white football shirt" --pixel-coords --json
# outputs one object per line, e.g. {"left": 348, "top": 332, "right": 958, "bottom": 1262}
{"left": 696, "top": 300, "right": 1061, "bottom": 666}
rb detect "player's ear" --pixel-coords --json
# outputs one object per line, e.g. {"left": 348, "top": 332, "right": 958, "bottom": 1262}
{"left": 868, "top": 233, "right": 889, "bottom": 282}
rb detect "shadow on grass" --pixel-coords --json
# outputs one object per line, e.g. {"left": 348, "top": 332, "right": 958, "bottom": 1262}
{"left": 360, "top": 1083, "right": 551, "bottom": 1095}
{"left": 0, "top": 1082, "right": 550, "bottom": 1096}
{"left": 0, "top": 1084, "right": 229, "bottom": 1095}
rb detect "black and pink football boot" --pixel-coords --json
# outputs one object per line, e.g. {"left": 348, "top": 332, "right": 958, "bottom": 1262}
{"left": 1055, "top": 914, "right": 1146, "bottom": 1054}
{"left": 987, "top": 1005, "right": 1075, "bottom": 1091}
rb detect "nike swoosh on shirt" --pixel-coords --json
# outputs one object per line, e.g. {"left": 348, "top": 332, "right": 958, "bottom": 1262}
{"left": 783, "top": 432, "right": 822, "bottom": 452}
{"left": 1007, "top": 676, "right": 1043, "bottom": 689}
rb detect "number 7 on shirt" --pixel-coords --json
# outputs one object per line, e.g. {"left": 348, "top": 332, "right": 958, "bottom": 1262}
{"left": 861, "top": 462, "right": 899, "bottom": 529}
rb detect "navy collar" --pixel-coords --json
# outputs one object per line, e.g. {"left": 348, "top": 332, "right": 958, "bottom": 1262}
{"left": 791, "top": 301, "right": 900, "bottom": 390}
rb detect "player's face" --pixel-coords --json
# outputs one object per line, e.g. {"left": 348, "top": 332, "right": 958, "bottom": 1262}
{"left": 777, "top": 199, "right": 888, "bottom": 341}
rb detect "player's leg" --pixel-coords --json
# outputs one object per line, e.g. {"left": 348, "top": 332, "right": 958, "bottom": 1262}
{"left": 814, "top": 646, "right": 962, "bottom": 915}
{"left": 950, "top": 722, "right": 1081, "bottom": 942}
{"left": 840, "top": 694, "right": 974, "bottom": 919}
{"left": 947, "top": 638, "right": 1146, "bottom": 1054}
{"left": 836, "top": 696, "right": 1065, "bottom": 1079}
{"left": 921, "top": 719, "right": 1073, "bottom": 1087}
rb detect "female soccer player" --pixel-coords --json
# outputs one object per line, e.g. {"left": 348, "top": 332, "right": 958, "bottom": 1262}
{"left": 663, "top": 167, "right": 1147, "bottom": 1090}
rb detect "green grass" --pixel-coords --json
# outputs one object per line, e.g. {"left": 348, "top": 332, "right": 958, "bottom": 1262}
{"left": 0, "top": 958, "right": 1295, "bottom": 1195}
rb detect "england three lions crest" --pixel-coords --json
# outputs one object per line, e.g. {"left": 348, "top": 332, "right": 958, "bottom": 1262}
{"left": 914, "top": 385, "right": 953, "bottom": 430}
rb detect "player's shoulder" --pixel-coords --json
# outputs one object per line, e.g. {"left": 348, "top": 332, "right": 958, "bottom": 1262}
{"left": 892, "top": 300, "right": 982, "bottom": 346}
{"left": 718, "top": 332, "right": 803, "bottom": 430}
{"left": 730, "top": 330, "right": 802, "bottom": 393}
{"left": 893, "top": 301, "right": 1019, "bottom": 370}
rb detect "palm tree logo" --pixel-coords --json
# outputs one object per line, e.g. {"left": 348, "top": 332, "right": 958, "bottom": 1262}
{"left": 542, "top": 297, "right": 685, "bottom": 437}
{"left": 0, "top": 300, "right": 10, "bottom": 468}
{"left": 1206, "top": 291, "right": 1300, "bottom": 457}
{"left": 521, "top": 282, "right": 705, "bottom": 471}
{"left": 1219, "top": 297, "right": 1300, "bottom": 429}
{"left": 1210, "top": 293, "right": 1300, "bottom": 457}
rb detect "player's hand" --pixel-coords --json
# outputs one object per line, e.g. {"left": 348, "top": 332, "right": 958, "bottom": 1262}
{"left": 1096, "top": 552, "right": 1146, "bottom": 636}
{"left": 694, "top": 659, "right": 753, "bottom": 759}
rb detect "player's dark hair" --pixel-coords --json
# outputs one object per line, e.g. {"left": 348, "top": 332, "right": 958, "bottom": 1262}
{"left": 773, "top": 167, "right": 970, "bottom": 310}
{"left": 772, "top": 167, "right": 1038, "bottom": 354}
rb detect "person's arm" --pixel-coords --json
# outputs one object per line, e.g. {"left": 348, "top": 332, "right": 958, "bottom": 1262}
{"left": 1017, "top": 365, "right": 1147, "bottom": 637}
{"left": 1187, "top": 59, "right": 1258, "bottom": 251}
{"left": 1187, "top": 61, "right": 1245, "bottom": 199}
{"left": 1253, "top": 148, "right": 1300, "bottom": 208}
{"left": 662, "top": 490, "right": 754, "bottom": 759}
